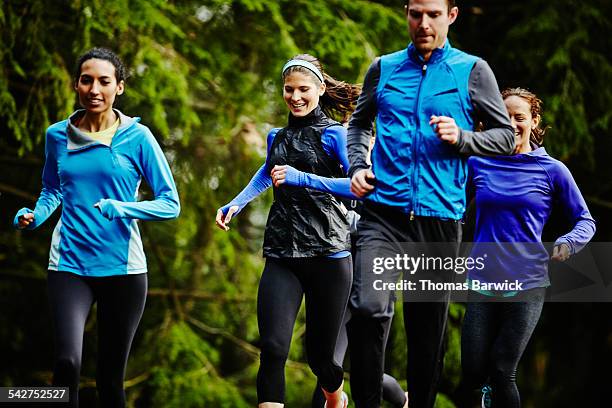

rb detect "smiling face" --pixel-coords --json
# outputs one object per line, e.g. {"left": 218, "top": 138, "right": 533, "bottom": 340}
{"left": 406, "top": 0, "right": 458, "bottom": 61}
{"left": 283, "top": 71, "right": 325, "bottom": 117}
{"left": 75, "top": 58, "right": 124, "bottom": 114}
{"left": 504, "top": 95, "right": 539, "bottom": 153}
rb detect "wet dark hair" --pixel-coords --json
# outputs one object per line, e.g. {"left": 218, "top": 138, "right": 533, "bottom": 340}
{"left": 502, "top": 87, "right": 549, "bottom": 146}
{"left": 74, "top": 47, "right": 127, "bottom": 83}
{"left": 282, "top": 54, "right": 361, "bottom": 123}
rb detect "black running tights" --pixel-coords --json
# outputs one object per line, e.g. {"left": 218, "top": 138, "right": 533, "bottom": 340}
{"left": 256, "top": 256, "right": 352, "bottom": 403}
{"left": 47, "top": 271, "right": 147, "bottom": 408}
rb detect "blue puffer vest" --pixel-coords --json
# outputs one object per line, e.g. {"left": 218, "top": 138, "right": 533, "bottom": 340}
{"left": 369, "top": 41, "right": 479, "bottom": 220}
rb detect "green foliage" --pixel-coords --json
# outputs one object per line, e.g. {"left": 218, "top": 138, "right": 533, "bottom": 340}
{"left": 434, "top": 392, "right": 457, "bottom": 408}
{"left": 142, "top": 321, "right": 249, "bottom": 407}
{"left": 0, "top": 1, "right": 409, "bottom": 406}
{"left": 455, "top": 0, "right": 612, "bottom": 166}
{"left": 443, "top": 303, "right": 464, "bottom": 392}
{"left": 1, "top": 1, "right": 611, "bottom": 407}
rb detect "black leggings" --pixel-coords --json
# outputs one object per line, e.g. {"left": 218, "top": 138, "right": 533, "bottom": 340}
{"left": 47, "top": 271, "right": 147, "bottom": 408}
{"left": 456, "top": 288, "right": 545, "bottom": 408}
{"left": 311, "top": 307, "right": 407, "bottom": 408}
{"left": 256, "top": 256, "right": 352, "bottom": 403}
{"left": 348, "top": 202, "right": 461, "bottom": 408}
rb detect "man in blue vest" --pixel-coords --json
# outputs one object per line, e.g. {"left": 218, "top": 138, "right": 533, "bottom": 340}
{"left": 346, "top": 1, "right": 515, "bottom": 407}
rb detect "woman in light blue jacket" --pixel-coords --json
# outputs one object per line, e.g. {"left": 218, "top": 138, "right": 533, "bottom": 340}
{"left": 14, "top": 48, "right": 180, "bottom": 408}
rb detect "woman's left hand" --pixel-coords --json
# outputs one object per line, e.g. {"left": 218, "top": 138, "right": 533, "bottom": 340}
{"left": 271, "top": 165, "right": 303, "bottom": 188}
{"left": 551, "top": 243, "right": 571, "bottom": 262}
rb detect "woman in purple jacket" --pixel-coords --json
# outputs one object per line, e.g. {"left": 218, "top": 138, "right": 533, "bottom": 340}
{"left": 457, "top": 88, "right": 596, "bottom": 408}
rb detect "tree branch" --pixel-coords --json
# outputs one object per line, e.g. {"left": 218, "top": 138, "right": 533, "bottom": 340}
{"left": 0, "top": 182, "right": 37, "bottom": 201}
{"left": 185, "top": 315, "right": 308, "bottom": 370}
{"left": 139, "top": 223, "right": 186, "bottom": 319}
{"left": 0, "top": 155, "right": 43, "bottom": 166}
{"left": 147, "top": 287, "right": 254, "bottom": 303}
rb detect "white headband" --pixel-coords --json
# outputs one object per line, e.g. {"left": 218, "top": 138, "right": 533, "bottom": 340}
{"left": 281, "top": 59, "right": 324, "bottom": 83}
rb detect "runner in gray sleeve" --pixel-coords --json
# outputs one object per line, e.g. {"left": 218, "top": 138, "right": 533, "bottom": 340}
{"left": 348, "top": 60, "right": 514, "bottom": 176}
{"left": 457, "top": 60, "right": 518, "bottom": 155}
{"left": 345, "top": 1, "right": 515, "bottom": 408}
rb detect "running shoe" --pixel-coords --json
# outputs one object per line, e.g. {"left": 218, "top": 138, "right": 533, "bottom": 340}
{"left": 324, "top": 391, "right": 348, "bottom": 408}
{"left": 481, "top": 385, "right": 492, "bottom": 408}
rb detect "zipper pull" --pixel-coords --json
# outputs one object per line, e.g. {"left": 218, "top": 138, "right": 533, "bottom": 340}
{"left": 422, "top": 64, "right": 427, "bottom": 74}
{"left": 110, "top": 147, "right": 117, "bottom": 168}
{"left": 410, "top": 210, "right": 415, "bottom": 221}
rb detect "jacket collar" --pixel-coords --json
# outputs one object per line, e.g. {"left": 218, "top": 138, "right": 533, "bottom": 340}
{"left": 522, "top": 146, "right": 548, "bottom": 157}
{"left": 66, "top": 109, "right": 139, "bottom": 151}
{"left": 287, "top": 105, "right": 326, "bottom": 128}
{"left": 407, "top": 39, "right": 451, "bottom": 65}
{"left": 503, "top": 146, "right": 548, "bottom": 160}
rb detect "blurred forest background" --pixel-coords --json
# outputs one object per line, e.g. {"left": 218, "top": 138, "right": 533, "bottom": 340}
{"left": 1, "top": 0, "right": 611, "bottom": 406}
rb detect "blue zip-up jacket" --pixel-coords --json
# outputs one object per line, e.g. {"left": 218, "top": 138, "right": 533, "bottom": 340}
{"left": 13, "top": 110, "right": 180, "bottom": 276}
{"left": 348, "top": 41, "right": 515, "bottom": 220}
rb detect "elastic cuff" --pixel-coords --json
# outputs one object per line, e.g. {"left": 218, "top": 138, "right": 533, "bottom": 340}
{"left": 221, "top": 202, "right": 243, "bottom": 216}
{"left": 300, "top": 171, "right": 310, "bottom": 187}
{"left": 13, "top": 207, "right": 36, "bottom": 230}
{"left": 554, "top": 239, "right": 574, "bottom": 255}
{"left": 455, "top": 130, "right": 467, "bottom": 153}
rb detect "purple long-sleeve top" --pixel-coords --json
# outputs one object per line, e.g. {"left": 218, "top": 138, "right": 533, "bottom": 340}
{"left": 467, "top": 147, "right": 596, "bottom": 290}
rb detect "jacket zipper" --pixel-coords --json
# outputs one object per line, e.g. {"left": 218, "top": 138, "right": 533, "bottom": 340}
{"left": 410, "top": 63, "right": 427, "bottom": 221}
{"left": 108, "top": 128, "right": 121, "bottom": 168}
{"left": 109, "top": 145, "right": 118, "bottom": 168}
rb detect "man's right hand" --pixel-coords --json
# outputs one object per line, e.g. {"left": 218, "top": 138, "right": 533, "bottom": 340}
{"left": 18, "top": 213, "right": 35, "bottom": 229}
{"left": 350, "top": 169, "right": 376, "bottom": 198}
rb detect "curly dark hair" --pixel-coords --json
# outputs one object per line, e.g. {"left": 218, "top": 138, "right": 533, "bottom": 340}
{"left": 502, "top": 87, "right": 549, "bottom": 146}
